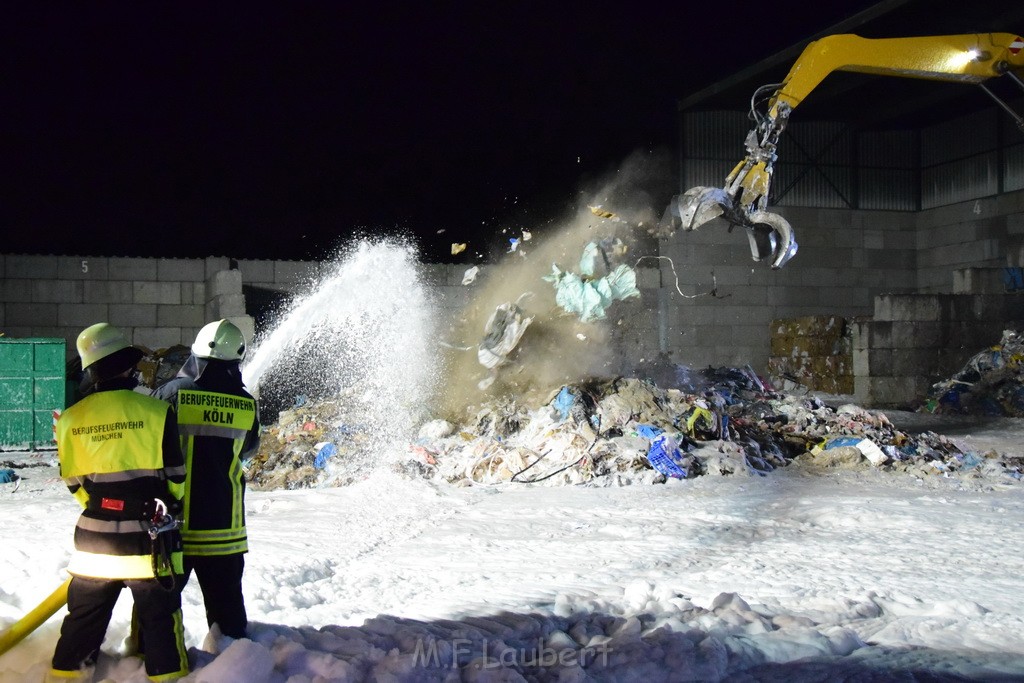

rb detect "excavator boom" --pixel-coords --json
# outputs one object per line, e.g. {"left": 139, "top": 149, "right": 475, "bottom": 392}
{"left": 771, "top": 33, "right": 1024, "bottom": 116}
{"left": 666, "top": 32, "right": 1024, "bottom": 269}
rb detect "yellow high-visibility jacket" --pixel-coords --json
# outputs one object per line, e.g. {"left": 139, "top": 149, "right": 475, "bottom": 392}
{"left": 57, "top": 385, "right": 186, "bottom": 579}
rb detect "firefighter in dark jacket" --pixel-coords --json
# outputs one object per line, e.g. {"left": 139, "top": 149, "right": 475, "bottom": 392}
{"left": 152, "top": 319, "right": 260, "bottom": 641}
{"left": 50, "top": 323, "right": 188, "bottom": 682}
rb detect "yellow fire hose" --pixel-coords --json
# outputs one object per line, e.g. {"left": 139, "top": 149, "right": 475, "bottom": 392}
{"left": 0, "top": 578, "right": 71, "bottom": 656}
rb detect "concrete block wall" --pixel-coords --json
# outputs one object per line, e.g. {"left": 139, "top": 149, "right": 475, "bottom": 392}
{"left": 0, "top": 255, "right": 258, "bottom": 359}
{"left": 235, "top": 258, "right": 324, "bottom": 294}
{"left": 852, "top": 293, "right": 1024, "bottom": 407}
{"left": 952, "top": 267, "right": 1011, "bottom": 294}
{"left": 651, "top": 190, "right": 1023, "bottom": 405}
{"left": 656, "top": 204, "right": 915, "bottom": 371}
{"left": 916, "top": 191, "right": 1024, "bottom": 292}
{"left": 1, "top": 254, "right": 663, "bottom": 376}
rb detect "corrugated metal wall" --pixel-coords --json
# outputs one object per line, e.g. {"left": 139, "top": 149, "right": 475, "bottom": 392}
{"left": 683, "top": 112, "right": 862, "bottom": 207}
{"left": 682, "top": 104, "right": 1023, "bottom": 211}
{"left": 921, "top": 109, "right": 999, "bottom": 165}
{"left": 680, "top": 110, "right": 750, "bottom": 189}
{"left": 780, "top": 121, "right": 852, "bottom": 165}
{"left": 921, "top": 155, "right": 999, "bottom": 208}
{"left": 921, "top": 109, "right": 1000, "bottom": 209}
{"left": 772, "top": 164, "right": 852, "bottom": 208}
{"left": 682, "top": 160, "right": 736, "bottom": 191}
{"left": 1003, "top": 107, "right": 1024, "bottom": 192}
{"left": 681, "top": 110, "right": 751, "bottom": 160}
{"left": 858, "top": 168, "right": 918, "bottom": 210}
{"left": 1007, "top": 144, "right": 1024, "bottom": 192}
{"left": 859, "top": 130, "right": 917, "bottom": 211}
{"left": 773, "top": 122, "right": 852, "bottom": 208}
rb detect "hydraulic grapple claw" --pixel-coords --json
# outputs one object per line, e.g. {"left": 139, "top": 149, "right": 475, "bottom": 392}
{"left": 747, "top": 210, "right": 798, "bottom": 269}
{"left": 675, "top": 186, "right": 732, "bottom": 231}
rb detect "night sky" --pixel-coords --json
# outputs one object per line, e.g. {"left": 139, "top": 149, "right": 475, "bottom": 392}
{"left": 5, "top": 3, "right": 876, "bottom": 263}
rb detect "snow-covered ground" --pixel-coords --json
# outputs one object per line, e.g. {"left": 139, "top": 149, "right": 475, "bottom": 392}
{"left": 2, "top": 413, "right": 1023, "bottom": 682}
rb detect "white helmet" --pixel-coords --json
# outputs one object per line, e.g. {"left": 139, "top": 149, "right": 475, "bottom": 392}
{"left": 77, "top": 322, "right": 132, "bottom": 370}
{"left": 192, "top": 319, "right": 247, "bottom": 361}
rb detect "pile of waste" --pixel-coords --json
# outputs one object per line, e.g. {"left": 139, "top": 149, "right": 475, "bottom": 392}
{"left": 923, "top": 329, "right": 1024, "bottom": 417}
{"left": 137, "top": 345, "right": 192, "bottom": 390}
{"left": 63, "top": 345, "right": 193, "bottom": 405}
{"left": 246, "top": 365, "right": 1024, "bottom": 490}
{"left": 245, "top": 387, "right": 377, "bottom": 490}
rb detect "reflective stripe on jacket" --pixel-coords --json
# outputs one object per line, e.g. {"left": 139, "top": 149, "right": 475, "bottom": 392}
{"left": 57, "top": 390, "right": 185, "bottom": 579}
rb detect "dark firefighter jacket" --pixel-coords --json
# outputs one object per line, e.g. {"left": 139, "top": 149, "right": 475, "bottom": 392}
{"left": 153, "top": 354, "right": 260, "bottom": 557}
{"left": 56, "top": 377, "right": 186, "bottom": 579}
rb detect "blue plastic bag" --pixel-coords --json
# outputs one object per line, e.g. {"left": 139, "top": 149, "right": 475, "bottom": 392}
{"left": 1003, "top": 267, "right": 1024, "bottom": 292}
{"left": 0, "top": 469, "right": 16, "bottom": 484}
{"left": 635, "top": 424, "right": 664, "bottom": 440}
{"left": 552, "top": 387, "right": 575, "bottom": 421}
{"left": 960, "top": 452, "right": 983, "bottom": 471}
{"left": 314, "top": 443, "right": 337, "bottom": 469}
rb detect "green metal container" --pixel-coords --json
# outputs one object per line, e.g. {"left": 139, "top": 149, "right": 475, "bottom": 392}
{"left": 0, "top": 338, "right": 67, "bottom": 451}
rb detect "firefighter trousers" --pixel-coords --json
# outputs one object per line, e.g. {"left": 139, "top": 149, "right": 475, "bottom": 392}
{"left": 51, "top": 575, "right": 187, "bottom": 680}
{"left": 184, "top": 553, "right": 248, "bottom": 639}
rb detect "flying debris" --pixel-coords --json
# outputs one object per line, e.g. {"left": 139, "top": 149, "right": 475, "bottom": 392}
{"left": 476, "top": 293, "right": 535, "bottom": 390}
{"left": 545, "top": 241, "right": 640, "bottom": 323}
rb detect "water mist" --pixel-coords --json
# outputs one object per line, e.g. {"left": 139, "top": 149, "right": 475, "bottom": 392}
{"left": 242, "top": 239, "right": 440, "bottom": 481}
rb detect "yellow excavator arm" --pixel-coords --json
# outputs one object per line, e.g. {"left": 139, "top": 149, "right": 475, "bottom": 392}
{"left": 666, "top": 32, "right": 1024, "bottom": 269}
{"left": 771, "top": 33, "right": 1024, "bottom": 114}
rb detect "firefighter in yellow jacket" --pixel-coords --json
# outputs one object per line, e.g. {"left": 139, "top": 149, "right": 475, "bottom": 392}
{"left": 153, "top": 319, "right": 260, "bottom": 641}
{"left": 50, "top": 323, "right": 188, "bottom": 682}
